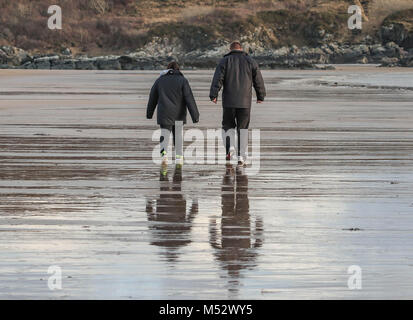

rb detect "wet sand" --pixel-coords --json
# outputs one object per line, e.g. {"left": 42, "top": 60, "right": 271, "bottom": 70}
{"left": 1, "top": 67, "right": 413, "bottom": 299}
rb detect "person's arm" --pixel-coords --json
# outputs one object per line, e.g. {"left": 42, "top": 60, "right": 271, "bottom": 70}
{"left": 146, "top": 80, "right": 159, "bottom": 119}
{"left": 252, "top": 60, "right": 266, "bottom": 103}
{"left": 183, "top": 79, "right": 199, "bottom": 123}
{"left": 209, "top": 58, "right": 226, "bottom": 103}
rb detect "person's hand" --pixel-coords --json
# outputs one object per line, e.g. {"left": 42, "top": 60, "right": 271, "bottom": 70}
{"left": 257, "top": 100, "right": 263, "bottom": 104}
{"left": 212, "top": 98, "right": 217, "bottom": 104}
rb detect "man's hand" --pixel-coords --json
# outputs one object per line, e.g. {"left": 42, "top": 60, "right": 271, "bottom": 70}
{"left": 257, "top": 100, "right": 263, "bottom": 104}
{"left": 211, "top": 98, "right": 217, "bottom": 104}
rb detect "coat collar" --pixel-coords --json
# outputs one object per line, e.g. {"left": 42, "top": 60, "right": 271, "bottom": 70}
{"left": 224, "top": 50, "right": 247, "bottom": 57}
{"left": 160, "top": 69, "right": 183, "bottom": 76}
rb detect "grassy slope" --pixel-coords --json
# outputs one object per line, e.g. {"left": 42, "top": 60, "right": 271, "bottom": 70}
{"left": 0, "top": 0, "right": 412, "bottom": 55}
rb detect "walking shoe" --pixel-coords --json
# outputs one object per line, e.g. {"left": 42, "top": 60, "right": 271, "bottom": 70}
{"left": 175, "top": 155, "right": 184, "bottom": 166}
{"left": 161, "top": 150, "right": 168, "bottom": 164}
{"left": 237, "top": 156, "right": 246, "bottom": 167}
{"left": 226, "top": 146, "right": 236, "bottom": 161}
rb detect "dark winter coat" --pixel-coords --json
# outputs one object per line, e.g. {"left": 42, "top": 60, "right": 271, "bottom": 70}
{"left": 147, "top": 70, "right": 199, "bottom": 126}
{"left": 209, "top": 50, "right": 266, "bottom": 109}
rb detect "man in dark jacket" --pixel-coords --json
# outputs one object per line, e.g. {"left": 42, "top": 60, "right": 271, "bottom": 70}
{"left": 147, "top": 62, "right": 199, "bottom": 165}
{"left": 210, "top": 42, "right": 266, "bottom": 166}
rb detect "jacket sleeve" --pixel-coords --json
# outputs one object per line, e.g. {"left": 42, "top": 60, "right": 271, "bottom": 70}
{"left": 209, "top": 58, "right": 226, "bottom": 101}
{"left": 252, "top": 60, "right": 266, "bottom": 101}
{"left": 183, "top": 78, "right": 199, "bottom": 123}
{"left": 146, "top": 80, "right": 159, "bottom": 119}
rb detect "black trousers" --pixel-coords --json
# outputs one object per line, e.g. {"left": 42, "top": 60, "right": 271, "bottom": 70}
{"left": 222, "top": 108, "right": 251, "bottom": 156}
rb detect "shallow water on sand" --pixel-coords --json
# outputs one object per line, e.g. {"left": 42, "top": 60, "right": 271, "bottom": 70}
{"left": 1, "top": 67, "right": 413, "bottom": 299}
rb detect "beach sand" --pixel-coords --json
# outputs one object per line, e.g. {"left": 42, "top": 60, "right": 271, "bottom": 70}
{"left": 1, "top": 66, "right": 413, "bottom": 299}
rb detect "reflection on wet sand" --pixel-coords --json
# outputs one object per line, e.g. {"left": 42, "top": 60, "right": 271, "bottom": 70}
{"left": 210, "top": 164, "right": 263, "bottom": 296}
{"left": 146, "top": 165, "right": 198, "bottom": 263}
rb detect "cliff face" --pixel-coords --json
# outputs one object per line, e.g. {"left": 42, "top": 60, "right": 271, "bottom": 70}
{"left": 1, "top": 0, "right": 412, "bottom": 54}
{"left": 0, "top": 0, "right": 412, "bottom": 68}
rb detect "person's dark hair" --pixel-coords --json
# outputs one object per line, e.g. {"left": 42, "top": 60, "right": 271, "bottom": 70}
{"left": 167, "top": 61, "right": 180, "bottom": 70}
{"left": 230, "top": 41, "right": 242, "bottom": 51}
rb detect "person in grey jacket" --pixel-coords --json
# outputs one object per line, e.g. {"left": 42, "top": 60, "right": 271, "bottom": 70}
{"left": 147, "top": 62, "right": 199, "bottom": 165}
{"left": 210, "top": 42, "right": 266, "bottom": 166}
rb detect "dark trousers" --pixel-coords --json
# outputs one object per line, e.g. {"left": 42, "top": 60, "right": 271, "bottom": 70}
{"left": 222, "top": 108, "right": 251, "bottom": 157}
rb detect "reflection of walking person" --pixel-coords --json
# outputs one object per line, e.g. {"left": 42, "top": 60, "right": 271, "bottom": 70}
{"left": 209, "top": 164, "right": 263, "bottom": 295}
{"left": 146, "top": 165, "right": 198, "bottom": 262}
{"left": 147, "top": 62, "right": 199, "bottom": 165}
{"left": 210, "top": 42, "right": 266, "bottom": 166}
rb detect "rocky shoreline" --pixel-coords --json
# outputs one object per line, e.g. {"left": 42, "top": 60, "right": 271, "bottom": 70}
{"left": 1, "top": 41, "right": 412, "bottom": 70}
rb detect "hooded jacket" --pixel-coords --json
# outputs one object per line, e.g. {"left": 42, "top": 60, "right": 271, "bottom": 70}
{"left": 147, "top": 69, "right": 199, "bottom": 126}
{"left": 209, "top": 50, "right": 266, "bottom": 109}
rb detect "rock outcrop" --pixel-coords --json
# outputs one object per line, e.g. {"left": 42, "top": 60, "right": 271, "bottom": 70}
{"left": 0, "top": 46, "right": 32, "bottom": 67}
{"left": 381, "top": 9, "right": 413, "bottom": 50}
{"left": 1, "top": 40, "right": 412, "bottom": 70}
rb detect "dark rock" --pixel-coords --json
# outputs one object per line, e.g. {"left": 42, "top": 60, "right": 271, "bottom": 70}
{"left": 22, "top": 61, "right": 35, "bottom": 69}
{"left": 361, "top": 35, "right": 374, "bottom": 45}
{"left": 51, "top": 59, "right": 76, "bottom": 69}
{"left": 263, "top": 60, "right": 316, "bottom": 70}
{"left": 400, "top": 54, "right": 413, "bottom": 67}
{"left": 0, "top": 45, "right": 31, "bottom": 66}
{"left": 96, "top": 58, "right": 121, "bottom": 70}
{"left": 35, "top": 61, "right": 51, "bottom": 69}
{"left": 381, "top": 23, "right": 413, "bottom": 49}
{"left": 181, "top": 58, "right": 219, "bottom": 69}
{"left": 33, "top": 55, "right": 59, "bottom": 69}
{"left": 75, "top": 59, "right": 97, "bottom": 70}
{"left": 118, "top": 56, "right": 142, "bottom": 70}
{"left": 380, "top": 57, "right": 400, "bottom": 67}
{"left": 370, "top": 44, "right": 387, "bottom": 58}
